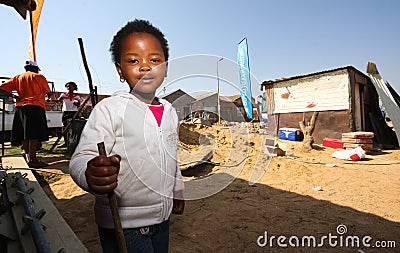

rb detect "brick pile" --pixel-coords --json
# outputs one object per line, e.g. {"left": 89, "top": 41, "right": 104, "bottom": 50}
{"left": 341, "top": 132, "right": 374, "bottom": 152}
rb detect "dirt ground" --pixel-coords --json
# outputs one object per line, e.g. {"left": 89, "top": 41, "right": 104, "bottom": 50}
{"left": 40, "top": 122, "right": 400, "bottom": 253}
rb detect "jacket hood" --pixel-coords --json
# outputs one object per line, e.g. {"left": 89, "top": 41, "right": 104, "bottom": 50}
{"left": 111, "top": 90, "right": 171, "bottom": 109}
{"left": 112, "top": 90, "right": 135, "bottom": 99}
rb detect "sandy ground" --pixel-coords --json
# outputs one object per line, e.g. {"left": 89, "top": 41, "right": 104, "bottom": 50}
{"left": 40, "top": 122, "right": 400, "bottom": 253}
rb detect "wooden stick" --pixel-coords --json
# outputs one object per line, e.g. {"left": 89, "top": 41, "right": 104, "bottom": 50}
{"left": 78, "top": 38, "right": 96, "bottom": 107}
{"left": 97, "top": 142, "right": 128, "bottom": 253}
{"left": 51, "top": 37, "right": 100, "bottom": 152}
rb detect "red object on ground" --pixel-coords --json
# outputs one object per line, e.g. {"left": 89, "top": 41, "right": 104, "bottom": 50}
{"left": 322, "top": 138, "right": 344, "bottom": 149}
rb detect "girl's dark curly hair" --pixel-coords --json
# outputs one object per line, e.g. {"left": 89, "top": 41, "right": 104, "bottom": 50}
{"left": 65, "top": 81, "right": 78, "bottom": 91}
{"left": 110, "top": 19, "right": 169, "bottom": 64}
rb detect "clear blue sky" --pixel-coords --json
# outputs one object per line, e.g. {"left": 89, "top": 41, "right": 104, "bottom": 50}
{"left": 1, "top": 0, "right": 399, "bottom": 98}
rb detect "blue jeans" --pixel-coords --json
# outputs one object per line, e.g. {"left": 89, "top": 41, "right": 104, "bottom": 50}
{"left": 98, "top": 220, "right": 170, "bottom": 253}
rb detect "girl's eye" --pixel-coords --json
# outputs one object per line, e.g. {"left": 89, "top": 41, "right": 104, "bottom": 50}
{"left": 128, "top": 59, "right": 139, "bottom": 64}
{"left": 150, "top": 58, "right": 161, "bottom": 63}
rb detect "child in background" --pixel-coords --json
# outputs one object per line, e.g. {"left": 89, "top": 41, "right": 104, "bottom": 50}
{"left": 69, "top": 19, "right": 184, "bottom": 253}
{"left": 58, "top": 81, "right": 80, "bottom": 148}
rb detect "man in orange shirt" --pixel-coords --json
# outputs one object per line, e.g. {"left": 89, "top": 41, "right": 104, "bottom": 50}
{"left": 0, "top": 60, "right": 51, "bottom": 168}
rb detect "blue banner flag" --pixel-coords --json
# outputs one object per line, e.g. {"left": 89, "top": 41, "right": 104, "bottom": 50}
{"left": 237, "top": 38, "right": 253, "bottom": 119}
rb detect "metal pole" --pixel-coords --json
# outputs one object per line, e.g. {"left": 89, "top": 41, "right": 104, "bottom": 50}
{"left": 15, "top": 172, "right": 52, "bottom": 253}
{"left": 217, "top": 57, "right": 223, "bottom": 125}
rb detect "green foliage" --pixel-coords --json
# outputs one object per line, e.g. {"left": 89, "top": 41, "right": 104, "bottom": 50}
{"left": 3, "top": 141, "right": 70, "bottom": 158}
{"left": 2, "top": 140, "right": 70, "bottom": 185}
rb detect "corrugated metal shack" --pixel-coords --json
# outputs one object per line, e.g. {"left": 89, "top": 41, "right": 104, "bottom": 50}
{"left": 261, "top": 66, "right": 381, "bottom": 144}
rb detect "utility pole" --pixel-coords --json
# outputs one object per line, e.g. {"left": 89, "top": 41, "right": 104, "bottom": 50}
{"left": 217, "top": 57, "right": 224, "bottom": 124}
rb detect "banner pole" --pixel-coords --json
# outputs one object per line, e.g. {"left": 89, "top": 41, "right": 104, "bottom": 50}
{"left": 29, "top": 11, "right": 36, "bottom": 61}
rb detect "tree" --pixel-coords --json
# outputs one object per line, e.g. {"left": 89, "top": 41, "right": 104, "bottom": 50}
{"left": 299, "top": 111, "right": 318, "bottom": 152}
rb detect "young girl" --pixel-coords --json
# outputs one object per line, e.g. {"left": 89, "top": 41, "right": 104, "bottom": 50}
{"left": 69, "top": 19, "right": 185, "bottom": 253}
{"left": 58, "top": 81, "right": 80, "bottom": 147}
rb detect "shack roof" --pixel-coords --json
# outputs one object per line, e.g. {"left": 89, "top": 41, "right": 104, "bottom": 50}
{"left": 260, "top": 66, "right": 368, "bottom": 90}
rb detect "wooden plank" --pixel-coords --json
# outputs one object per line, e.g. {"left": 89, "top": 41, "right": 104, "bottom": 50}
{"left": 273, "top": 74, "right": 350, "bottom": 113}
{"left": 343, "top": 143, "right": 373, "bottom": 150}
{"left": 3, "top": 156, "right": 88, "bottom": 253}
{"left": 341, "top": 132, "right": 374, "bottom": 139}
{"left": 2, "top": 156, "right": 29, "bottom": 169}
{"left": 342, "top": 137, "right": 373, "bottom": 144}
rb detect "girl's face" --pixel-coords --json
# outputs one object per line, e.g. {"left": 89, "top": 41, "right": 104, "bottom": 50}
{"left": 116, "top": 32, "right": 167, "bottom": 97}
{"left": 66, "top": 84, "right": 75, "bottom": 92}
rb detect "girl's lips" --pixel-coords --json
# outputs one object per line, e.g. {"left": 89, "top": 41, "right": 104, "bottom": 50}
{"left": 139, "top": 76, "right": 155, "bottom": 84}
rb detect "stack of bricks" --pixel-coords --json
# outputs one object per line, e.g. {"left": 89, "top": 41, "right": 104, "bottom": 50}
{"left": 341, "top": 132, "right": 374, "bottom": 152}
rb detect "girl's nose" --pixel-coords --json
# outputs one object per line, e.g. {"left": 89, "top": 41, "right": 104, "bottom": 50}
{"left": 139, "top": 62, "right": 151, "bottom": 72}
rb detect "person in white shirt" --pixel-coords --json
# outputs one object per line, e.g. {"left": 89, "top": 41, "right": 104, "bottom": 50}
{"left": 58, "top": 81, "right": 80, "bottom": 147}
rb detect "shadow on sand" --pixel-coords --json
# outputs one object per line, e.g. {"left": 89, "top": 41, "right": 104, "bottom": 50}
{"left": 39, "top": 169, "right": 400, "bottom": 253}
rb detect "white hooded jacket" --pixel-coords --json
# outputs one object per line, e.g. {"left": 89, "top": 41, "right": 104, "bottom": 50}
{"left": 69, "top": 91, "right": 184, "bottom": 229}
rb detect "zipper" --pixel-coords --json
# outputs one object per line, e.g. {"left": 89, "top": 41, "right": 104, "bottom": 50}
{"left": 158, "top": 126, "right": 169, "bottom": 220}
{"left": 151, "top": 102, "right": 171, "bottom": 221}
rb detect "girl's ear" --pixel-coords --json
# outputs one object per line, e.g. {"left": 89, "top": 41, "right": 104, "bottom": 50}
{"left": 115, "top": 63, "right": 123, "bottom": 78}
{"left": 116, "top": 63, "right": 126, "bottom": 83}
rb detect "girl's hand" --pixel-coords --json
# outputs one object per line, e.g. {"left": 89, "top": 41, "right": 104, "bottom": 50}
{"left": 85, "top": 154, "right": 121, "bottom": 194}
